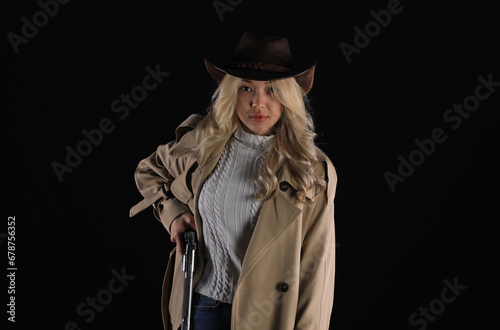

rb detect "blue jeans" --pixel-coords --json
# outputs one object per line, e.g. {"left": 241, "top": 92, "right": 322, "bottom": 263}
{"left": 192, "top": 293, "right": 231, "bottom": 330}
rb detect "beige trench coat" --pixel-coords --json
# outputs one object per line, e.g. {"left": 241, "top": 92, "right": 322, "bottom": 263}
{"left": 130, "top": 114, "right": 337, "bottom": 330}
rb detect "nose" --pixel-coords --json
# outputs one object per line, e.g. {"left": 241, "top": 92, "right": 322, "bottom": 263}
{"left": 252, "top": 90, "right": 267, "bottom": 109}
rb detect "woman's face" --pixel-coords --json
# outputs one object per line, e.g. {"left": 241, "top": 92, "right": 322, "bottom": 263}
{"left": 235, "top": 79, "right": 283, "bottom": 136}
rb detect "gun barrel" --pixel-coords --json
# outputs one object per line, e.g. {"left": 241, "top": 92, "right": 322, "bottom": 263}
{"left": 181, "top": 230, "right": 197, "bottom": 330}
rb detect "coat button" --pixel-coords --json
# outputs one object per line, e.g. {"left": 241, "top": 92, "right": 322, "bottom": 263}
{"left": 278, "top": 282, "right": 289, "bottom": 293}
{"left": 279, "top": 182, "right": 289, "bottom": 192}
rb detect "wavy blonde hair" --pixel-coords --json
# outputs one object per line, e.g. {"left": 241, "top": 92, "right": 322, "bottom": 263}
{"left": 196, "top": 74, "right": 325, "bottom": 204}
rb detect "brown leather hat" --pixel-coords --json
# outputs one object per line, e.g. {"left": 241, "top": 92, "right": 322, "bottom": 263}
{"left": 205, "top": 32, "right": 316, "bottom": 94}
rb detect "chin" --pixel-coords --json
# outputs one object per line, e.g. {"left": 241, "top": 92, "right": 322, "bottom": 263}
{"left": 250, "top": 126, "right": 272, "bottom": 136}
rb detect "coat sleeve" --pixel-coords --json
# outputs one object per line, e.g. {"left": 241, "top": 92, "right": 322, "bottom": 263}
{"left": 129, "top": 141, "right": 191, "bottom": 233}
{"left": 295, "top": 159, "right": 337, "bottom": 330}
{"left": 129, "top": 114, "right": 204, "bottom": 233}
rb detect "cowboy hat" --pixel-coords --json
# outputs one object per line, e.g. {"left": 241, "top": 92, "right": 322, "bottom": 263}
{"left": 204, "top": 32, "right": 316, "bottom": 94}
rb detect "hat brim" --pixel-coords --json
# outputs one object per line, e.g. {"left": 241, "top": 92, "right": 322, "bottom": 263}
{"left": 204, "top": 58, "right": 316, "bottom": 94}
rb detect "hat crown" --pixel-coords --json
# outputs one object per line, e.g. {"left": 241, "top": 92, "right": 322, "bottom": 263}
{"left": 204, "top": 32, "right": 316, "bottom": 94}
{"left": 228, "top": 33, "right": 293, "bottom": 71}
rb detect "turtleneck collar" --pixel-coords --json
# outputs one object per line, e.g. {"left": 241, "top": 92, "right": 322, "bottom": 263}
{"left": 234, "top": 123, "right": 273, "bottom": 151}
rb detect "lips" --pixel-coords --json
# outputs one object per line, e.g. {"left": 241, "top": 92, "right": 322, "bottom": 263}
{"left": 249, "top": 114, "right": 269, "bottom": 122}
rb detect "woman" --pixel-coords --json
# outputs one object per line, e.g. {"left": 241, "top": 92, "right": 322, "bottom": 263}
{"left": 130, "top": 33, "right": 337, "bottom": 330}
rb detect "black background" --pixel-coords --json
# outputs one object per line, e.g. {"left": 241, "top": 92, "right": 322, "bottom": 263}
{"left": 2, "top": 0, "right": 499, "bottom": 329}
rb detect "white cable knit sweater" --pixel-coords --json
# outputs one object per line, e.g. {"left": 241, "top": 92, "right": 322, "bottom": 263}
{"left": 195, "top": 124, "right": 273, "bottom": 303}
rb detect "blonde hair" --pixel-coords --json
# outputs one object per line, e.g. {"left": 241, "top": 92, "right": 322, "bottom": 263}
{"left": 196, "top": 75, "right": 325, "bottom": 204}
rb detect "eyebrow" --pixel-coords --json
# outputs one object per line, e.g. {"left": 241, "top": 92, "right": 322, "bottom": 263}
{"left": 241, "top": 79, "right": 272, "bottom": 84}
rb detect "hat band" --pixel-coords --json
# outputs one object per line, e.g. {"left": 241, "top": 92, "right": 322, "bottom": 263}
{"left": 226, "top": 61, "right": 294, "bottom": 74}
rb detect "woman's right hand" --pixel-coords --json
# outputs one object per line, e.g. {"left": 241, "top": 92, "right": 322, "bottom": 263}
{"left": 170, "top": 212, "right": 196, "bottom": 255}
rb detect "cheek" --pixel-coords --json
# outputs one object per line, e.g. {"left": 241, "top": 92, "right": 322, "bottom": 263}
{"left": 235, "top": 94, "right": 245, "bottom": 112}
{"left": 236, "top": 92, "right": 251, "bottom": 106}
{"left": 269, "top": 100, "right": 283, "bottom": 119}
{"left": 235, "top": 98, "right": 247, "bottom": 121}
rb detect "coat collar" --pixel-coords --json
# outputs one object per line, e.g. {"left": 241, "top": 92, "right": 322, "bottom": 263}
{"left": 281, "top": 165, "right": 317, "bottom": 201}
{"left": 170, "top": 121, "right": 321, "bottom": 201}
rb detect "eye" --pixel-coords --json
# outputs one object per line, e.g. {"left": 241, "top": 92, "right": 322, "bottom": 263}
{"left": 268, "top": 87, "right": 276, "bottom": 94}
{"left": 241, "top": 86, "right": 252, "bottom": 92}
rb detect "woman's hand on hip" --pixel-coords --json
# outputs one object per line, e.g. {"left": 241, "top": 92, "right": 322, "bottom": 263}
{"left": 170, "top": 212, "right": 196, "bottom": 255}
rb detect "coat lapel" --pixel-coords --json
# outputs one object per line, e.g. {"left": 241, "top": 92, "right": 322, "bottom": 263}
{"left": 237, "top": 163, "right": 322, "bottom": 284}
{"left": 170, "top": 126, "right": 310, "bottom": 288}
{"left": 174, "top": 134, "right": 230, "bottom": 287}
{"left": 238, "top": 189, "right": 301, "bottom": 285}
